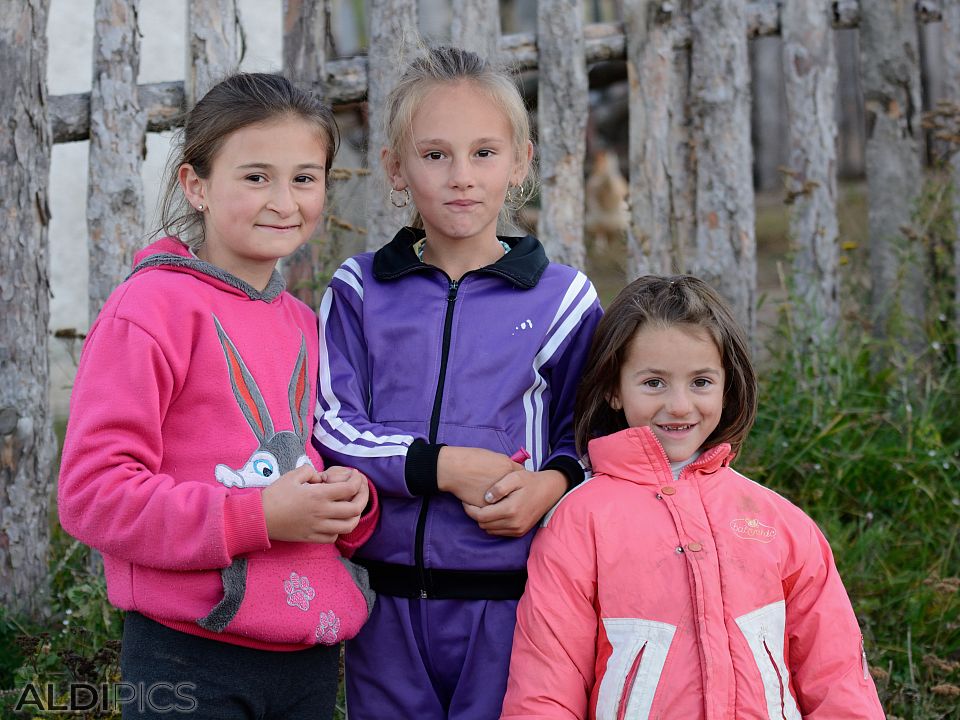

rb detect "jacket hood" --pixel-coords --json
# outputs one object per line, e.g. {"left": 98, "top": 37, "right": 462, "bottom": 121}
{"left": 129, "top": 237, "right": 286, "bottom": 302}
{"left": 588, "top": 426, "right": 733, "bottom": 485}
{"left": 372, "top": 227, "right": 549, "bottom": 289}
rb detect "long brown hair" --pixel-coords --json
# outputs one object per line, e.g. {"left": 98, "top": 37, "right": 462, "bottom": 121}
{"left": 574, "top": 275, "right": 757, "bottom": 461}
{"left": 157, "top": 72, "right": 339, "bottom": 249}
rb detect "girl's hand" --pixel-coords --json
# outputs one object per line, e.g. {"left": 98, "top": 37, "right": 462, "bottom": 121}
{"left": 261, "top": 465, "right": 367, "bottom": 543}
{"left": 437, "top": 446, "right": 521, "bottom": 507}
{"left": 462, "top": 469, "right": 567, "bottom": 537}
{"left": 320, "top": 465, "right": 371, "bottom": 514}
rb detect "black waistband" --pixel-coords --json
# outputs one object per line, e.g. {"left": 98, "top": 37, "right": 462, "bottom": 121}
{"left": 357, "top": 559, "right": 527, "bottom": 600}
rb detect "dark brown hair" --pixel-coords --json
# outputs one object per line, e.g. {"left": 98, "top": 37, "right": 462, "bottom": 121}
{"left": 574, "top": 275, "right": 757, "bottom": 461}
{"left": 157, "top": 72, "right": 339, "bottom": 248}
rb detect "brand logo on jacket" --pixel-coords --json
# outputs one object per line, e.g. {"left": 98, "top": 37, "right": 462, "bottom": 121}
{"left": 730, "top": 517, "right": 777, "bottom": 542}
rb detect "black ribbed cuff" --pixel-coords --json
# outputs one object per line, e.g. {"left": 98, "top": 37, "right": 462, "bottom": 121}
{"left": 405, "top": 439, "right": 445, "bottom": 496}
{"left": 542, "top": 454, "right": 586, "bottom": 490}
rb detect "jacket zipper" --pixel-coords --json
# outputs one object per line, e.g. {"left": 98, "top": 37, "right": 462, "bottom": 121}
{"left": 616, "top": 642, "right": 647, "bottom": 720}
{"left": 414, "top": 278, "right": 460, "bottom": 598}
{"left": 762, "top": 637, "right": 789, "bottom": 720}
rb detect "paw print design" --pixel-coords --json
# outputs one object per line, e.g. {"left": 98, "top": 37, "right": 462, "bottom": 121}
{"left": 315, "top": 610, "right": 342, "bottom": 645}
{"left": 284, "top": 572, "right": 316, "bottom": 612}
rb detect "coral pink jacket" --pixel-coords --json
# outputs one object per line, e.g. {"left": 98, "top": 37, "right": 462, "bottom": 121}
{"left": 501, "top": 426, "right": 883, "bottom": 719}
{"left": 58, "top": 238, "right": 378, "bottom": 651}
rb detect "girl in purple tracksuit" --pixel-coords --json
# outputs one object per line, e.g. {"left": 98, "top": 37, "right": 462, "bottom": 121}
{"left": 313, "top": 46, "right": 602, "bottom": 719}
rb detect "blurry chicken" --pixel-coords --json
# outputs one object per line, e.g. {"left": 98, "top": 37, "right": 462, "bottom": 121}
{"left": 584, "top": 150, "right": 629, "bottom": 253}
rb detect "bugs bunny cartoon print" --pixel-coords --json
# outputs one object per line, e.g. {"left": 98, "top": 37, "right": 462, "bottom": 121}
{"left": 197, "top": 314, "right": 313, "bottom": 633}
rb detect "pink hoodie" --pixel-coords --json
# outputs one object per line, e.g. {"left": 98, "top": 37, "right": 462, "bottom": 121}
{"left": 58, "top": 238, "right": 378, "bottom": 651}
{"left": 501, "top": 426, "right": 883, "bottom": 719}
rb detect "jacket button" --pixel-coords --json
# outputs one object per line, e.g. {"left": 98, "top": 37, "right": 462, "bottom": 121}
{"left": 687, "top": 542, "right": 703, "bottom": 552}
{"left": 661, "top": 486, "right": 676, "bottom": 496}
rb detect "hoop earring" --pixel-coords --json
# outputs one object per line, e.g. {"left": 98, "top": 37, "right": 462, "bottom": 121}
{"left": 507, "top": 184, "right": 526, "bottom": 205}
{"left": 390, "top": 188, "right": 411, "bottom": 208}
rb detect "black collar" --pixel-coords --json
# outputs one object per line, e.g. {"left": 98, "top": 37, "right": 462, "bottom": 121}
{"left": 372, "top": 227, "right": 549, "bottom": 289}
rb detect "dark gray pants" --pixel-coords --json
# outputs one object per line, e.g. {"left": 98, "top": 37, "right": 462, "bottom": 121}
{"left": 120, "top": 611, "right": 339, "bottom": 719}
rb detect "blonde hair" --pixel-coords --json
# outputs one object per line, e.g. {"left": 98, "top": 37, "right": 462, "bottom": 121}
{"left": 383, "top": 45, "right": 536, "bottom": 227}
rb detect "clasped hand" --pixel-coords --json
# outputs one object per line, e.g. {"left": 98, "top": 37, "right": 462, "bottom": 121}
{"left": 261, "top": 464, "right": 369, "bottom": 543}
{"left": 437, "top": 447, "right": 566, "bottom": 538}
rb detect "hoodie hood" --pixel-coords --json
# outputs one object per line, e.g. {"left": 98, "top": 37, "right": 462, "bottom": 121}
{"left": 129, "top": 237, "right": 286, "bottom": 302}
{"left": 588, "top": 425, "right": 732, "bottom": 486}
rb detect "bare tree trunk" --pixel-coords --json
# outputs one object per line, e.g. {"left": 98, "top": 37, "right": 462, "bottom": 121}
{"left": 859, "top": 2, "right": 926, "bottom": 351}
{"left": 452, "top": 0, "right": 501, "bottom": 61}
{"left": 0, "top": 0, "right": 54, "bottom": 620}
{"left": 365, "top": 0, "right": 417, "bottom": 251}
{"left": 186, "top": 0, "right": 244, "bottom": 108}
{"left": 87, "top": 0, "right": 146, "bottom": 324}
{"left": 689, "top": 0, "right": 757, "bottom": 337}
{"left": 782, "top": 1, "right": 840, "bottom": 341}
{"left": 537, "top": 0, "right": 589, "bottom": 269}
{"left": 624, "top": 0, "right": 693, "bottom": 277}
{"left": 283, "top": 0, "right": 328, "bottom": 307}
{"left": 944, "top": 0, "right": 960, "bottom": 358}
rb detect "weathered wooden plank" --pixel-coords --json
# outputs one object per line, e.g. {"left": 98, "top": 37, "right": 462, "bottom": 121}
{"left": 87, "top": 0, "right": 146, "bottom": 325}
{"left": 186, "top": 0, "right": 243, "bottom": 108}
{"left": 282, "top": 0, "right": 328, "bottom": 308}
{"left": 452, "top": 0, "right": 501, "bottom": 61}
{"left": 624, "top": 0, "right": 693, "bottom": 277}
{"left": 943, "top": 0, "right": 960, "bottom": 357}
{"left": 0, "top": 0, "right": 55, "bottom": 620}
{"left": 689, "top": 0, "right": 757, "bottom": 336}
{"left": 365, "top": 0, "right": 417, "bottom": 250}
{"left": 283, "top": 0, "right": 326, "bottom": 89}
{"left": 537, "top": 0, "right": 589, "bottom": 269}
{"left": 859, "top": 1, "right": 926, "bottom": 349}
{"left": 782, "top": 1, "right": 840, "bottom": 342}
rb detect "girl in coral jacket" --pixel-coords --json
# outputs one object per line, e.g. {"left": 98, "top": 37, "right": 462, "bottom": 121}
{"left": 501, "top": 275, "right": 884, "bottom": 720}
{"left": 58, "top": 74, "right": 378, "bottom": 720}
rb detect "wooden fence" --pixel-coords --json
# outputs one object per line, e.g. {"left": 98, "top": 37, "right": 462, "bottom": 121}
{"left": 1, "top": 0, "right": 958, "bottom": 618}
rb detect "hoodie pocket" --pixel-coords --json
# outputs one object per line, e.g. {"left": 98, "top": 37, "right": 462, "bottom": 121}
{"left": 597, "top": 618, "right": 676, "bottom": 720}
{"left": 196, "top": 543, "right": 373, "bottom": 646}
{"left": 735, "top": 601, "right": 801, "bottom": 720}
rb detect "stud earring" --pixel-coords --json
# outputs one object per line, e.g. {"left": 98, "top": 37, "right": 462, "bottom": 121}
{"left": 390, "top": 188, "right": 411, "bottom": 208}
{"left": 197, "top": 204, "right": 204, "bottom": 211}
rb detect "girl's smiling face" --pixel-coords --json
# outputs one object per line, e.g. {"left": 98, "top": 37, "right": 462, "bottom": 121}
{"left": 179, "top": 115, "right": 328, "bottom": 290}
{"left": 611, "top": 323, "right": 725, "bottom": 463}
{"left": 385, "top": 80, "right": 530, "bottom": 251}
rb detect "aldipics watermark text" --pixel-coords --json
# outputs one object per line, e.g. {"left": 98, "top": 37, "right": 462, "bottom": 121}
{"left": 8, "top": 681, "right": 197, "bottom": 714}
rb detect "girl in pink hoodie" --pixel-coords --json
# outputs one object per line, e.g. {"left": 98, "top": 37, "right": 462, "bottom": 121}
{"left": 501, "top": 275, "right": 884, "bottom": 719}
{"left": 58, "top": 74, "right": 378, "bottom": 719}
